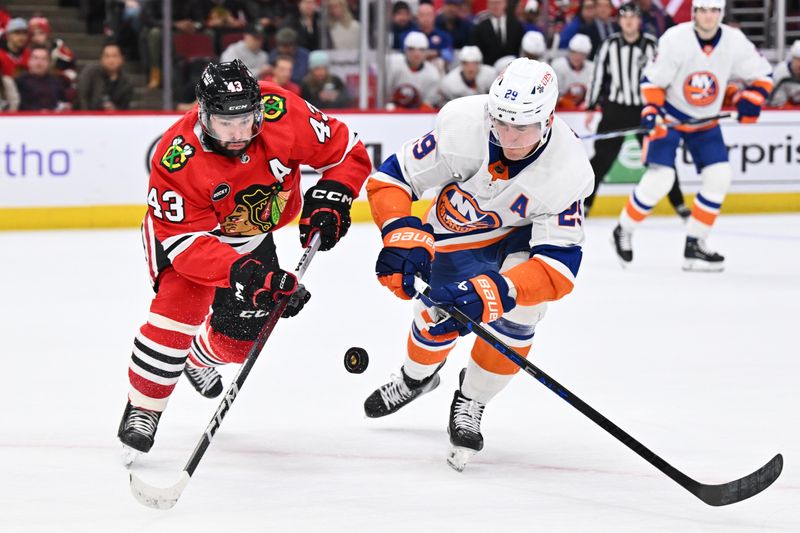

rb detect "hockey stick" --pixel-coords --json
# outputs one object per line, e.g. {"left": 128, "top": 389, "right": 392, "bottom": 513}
{"left": 413, "top": 278, "right": 782, "bottom": 506}
{"left": 129, "top": 234, "right": 322, "bottom": 510}
{"left": 580, "top": 112, "right": 734, "bottom": 141}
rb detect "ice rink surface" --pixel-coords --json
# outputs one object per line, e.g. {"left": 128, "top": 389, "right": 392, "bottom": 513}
{"left": 0, "top": 214, "right": 798, "bottom": 532}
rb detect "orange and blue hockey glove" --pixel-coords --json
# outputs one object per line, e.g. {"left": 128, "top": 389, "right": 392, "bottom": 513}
{"left": 734, "top": 86, "right": 769, "bottom": 124}
{"left": 641, "top": 105, "right": 667, "bottom": 140}
{"left": 376, "top": 216, "right": 435, "bottom": 300}
{"left": 427, "top": 271, "right": 516, "bottom": 336}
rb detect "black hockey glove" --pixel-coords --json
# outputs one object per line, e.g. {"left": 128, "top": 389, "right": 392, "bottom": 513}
{"left": 281, "top": 284, "right": 311, "bottom": 318}
{"left": 230, "top": 256, "right": 299, "bottom": 309}
{"left": 299, "top": 180, "right": 354, "bottom": 251}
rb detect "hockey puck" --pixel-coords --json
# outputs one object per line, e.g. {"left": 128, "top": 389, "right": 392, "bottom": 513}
{"left": 344, "top": 347, "right": 369, "bottom": 374}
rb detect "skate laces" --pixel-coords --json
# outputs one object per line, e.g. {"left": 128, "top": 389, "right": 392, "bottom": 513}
{"left": 453, "top": 394, "right": 485, "bottom": 434}
{"left": 127, "top": 408, "right": 159, "bottom": 436}
{"left": 616, "top": 226, "right": 632, "bottom": 251}
{"left": 379, "top": 374, "right": 413, "bottom": 408}
{"left": 186, "top": 365, "right": 220, "bottom": 393}
{"left": 695, "top": 239, "right": 716, "bottom": 256}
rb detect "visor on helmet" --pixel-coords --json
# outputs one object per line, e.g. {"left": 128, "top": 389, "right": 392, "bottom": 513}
{"left": 199, "top": 106, "right": 263, "bottom": 143}
{"left": 487, "top": 115, "right": 544, "bottom": 150}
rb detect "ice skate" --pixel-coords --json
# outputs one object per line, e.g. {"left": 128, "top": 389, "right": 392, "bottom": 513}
{"left": 446, "top": 374, "right": 485, "bottom": 472}
{"left": 675, "top": 203, "right": 691, "bottom": 222}
{"left": 364, "top": 366, "right": 442, "bottom": 418}
{"left": 118, "top": 401, "right": 161, "bottom": 455}
{"left": 611, "top": 224, "right": 633, "bottom": 266}
{"left": 184, "top": 364, "right": 223, "bottom": 398}
{"left": 683, "top": 237, "right": 724, "bottom": 272}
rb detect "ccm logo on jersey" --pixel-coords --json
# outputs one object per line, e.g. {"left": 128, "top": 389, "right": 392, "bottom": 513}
{"left": 475, "top": 277, "right": 501, "bottom": 322}
{"left": 311, "top": 189, "right": 353, "bottom": 205}
{"left": 683, "top": 71, "right": 720, "bottom": 107}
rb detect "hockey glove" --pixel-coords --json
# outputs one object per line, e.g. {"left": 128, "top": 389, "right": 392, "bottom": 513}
{"left": 281, "top": 284, "right": 311, "bottom": 318}
{"left": 734, "top": 86, "right": 768, "bottom": 124}
{"left": 640, "top": 105, "right": 667, "bottom": 140}
{"left": 299, "top": 181, "right": 354, "bottom": 251}
{"left": 230, "top": 256, "right": 299, "bottom": 309}
{"left": 427, "top": 271, "right": 516, "bottom": 337}
{"left": 376, "top": 216, "right": 435, "bottom": 300}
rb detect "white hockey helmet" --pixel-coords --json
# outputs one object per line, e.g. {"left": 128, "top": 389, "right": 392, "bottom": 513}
{"left": 692, "top": 0, "right": 725, "bottom": 14}
{"left": 486, "top": 58, "right": 558, "bottom": 149}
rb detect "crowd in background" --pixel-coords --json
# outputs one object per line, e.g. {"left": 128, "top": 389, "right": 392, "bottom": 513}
{"left": 0, "top": 0, "right": 799, "bottom": 112}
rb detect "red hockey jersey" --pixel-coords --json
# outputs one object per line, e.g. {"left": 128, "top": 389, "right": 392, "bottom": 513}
{"left": 142, "top": 82, "right": 372, "bottom": 288}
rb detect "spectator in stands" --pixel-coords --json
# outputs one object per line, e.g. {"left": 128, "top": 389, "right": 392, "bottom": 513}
{"left": 580, "top": 0, "right": 617, "bottom": 59}
{"left": 286, "top": 0, "right": 322, "bottom": 51}
{"left": 519, "top": 0, "right": 545, "bottom": 34}
{"left": 768, "top": 40, "right": 800, "bottom": 107}
{"left": 221, "top": 24, "right": 269, "bottom": 78}
{"left": 435, "top": 0, "right": 472, "bottom": 50}
{"left": 559, "top": 0, "right": 594, "bottom": 49}
{"left": 77, "top": 42, "right": 134, "bottom": 110}
{"left": 141, "top": 1, "right": 208, "bottom": 89}
{"left": 520, "top": 30, "right": 546, "bottom": 61}
{"left": 104, "top": 0, "right": 145, "bottom": 60}
{"left": 408, "top": 3, "right": 453, "bottom": 65}
{"left": 0, "top": 18, "right": 30, "bottom": 78}
{"left": 387, "top": 31, "right": 441, "bottom": 109}
{"left": 391, "top": 1, "right": 417, "bottom": 50}
{"left": 265, "top": 54, "right": 301, "bottom": 95}
{"left": 0, "top": 4, "right": 10, "bottom": 35}
{"left": 0, "top": 71, "right": 20, "bottom": 111}
{"left": 551, "top": 33, "right": 593, "bottom": 109}
{"left": 470, "top": 0, "right": 524, "bottom": 66}
{"left": 301, "top": 49, "right": 351, "bottom": 108}
{"left": 637, "top": 0, "right": 673, "bottom": 38}
{"left": 28, "top": 17, "right": 78, "bottom": 102}
{"left": 326, "top": 0, "right": 360, "bottom": 50}
{"left": 15, "top": 45, "right": 70, "bottom": 111}
{"left": 438, "top": 45, "right": 495, "bottom": 105}
{"left": 269, "top": 27, "right": 309, "bottom": 85}
{"left": 205, "top": 1, "right": 248, "bottom": 31}
{"left": 247, "top": 0, "right": 293, "bottom": 43}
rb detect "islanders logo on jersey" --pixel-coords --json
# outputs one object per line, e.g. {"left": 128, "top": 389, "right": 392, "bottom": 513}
{"left": 683, "top": 71, "right": 720, "bottom": 107}
{"left": 436, "top": 183, "right": 501, "bottom": 234}
{"left": 221, "top": 183, "right": 290, "bottom": 236}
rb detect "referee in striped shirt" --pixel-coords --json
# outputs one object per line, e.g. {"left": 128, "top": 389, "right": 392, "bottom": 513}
{"left": 584, "top": 2, "right": 689, "bottom": 217}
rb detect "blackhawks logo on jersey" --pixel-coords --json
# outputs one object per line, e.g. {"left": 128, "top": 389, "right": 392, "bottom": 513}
{"left": 262, "top": 94, "right": 287, "bottom": 122}
{"left": 221, "top": 183, "right": 291, "bottom": 236}
{"left": 160, "top": 135, "right": 195, "bottom": 173}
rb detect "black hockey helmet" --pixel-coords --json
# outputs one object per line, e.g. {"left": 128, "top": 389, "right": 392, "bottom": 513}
{"left": 195, "top": 59, "right": 263, "bottom": 145}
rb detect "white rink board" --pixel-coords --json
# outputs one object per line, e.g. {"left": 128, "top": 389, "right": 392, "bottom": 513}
{"left": 1, "top": 110, "right": 799, "bottom": 209}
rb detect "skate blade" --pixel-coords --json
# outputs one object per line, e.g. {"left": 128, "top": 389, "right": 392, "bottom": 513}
{"left": 121, "top": 445, "right": 140, "bottom": 468}
{"left": 682, "top": 259, "right": 724, "bottom": 272}
{"left": 447, "top": 445, "right": 476, "bottom": 473}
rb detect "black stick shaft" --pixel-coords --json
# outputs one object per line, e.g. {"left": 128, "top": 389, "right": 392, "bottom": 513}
{"left": 183, "top": 235, "right": 321, "bottom": 477}
{"left": 416, "top": 283, "right": 781, "bottom": 506}
{"left": 581, "top": 112, "right": 732, "bottom": 141}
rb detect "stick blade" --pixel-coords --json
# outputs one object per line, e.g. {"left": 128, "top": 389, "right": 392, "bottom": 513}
{"left": 129, "top": 471, "right": 190, "bottom": 510}
{"left": 693, "top": 453, "right": 783, "bottom": 506}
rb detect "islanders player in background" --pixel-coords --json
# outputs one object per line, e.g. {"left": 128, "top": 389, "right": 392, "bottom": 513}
{"left": 363, "top": 58, "right": 593, "bottom": 471}
{"left": 118, "top": 60, "right": 371, "bottom": 457}
{"left": 611, "top": 0, "right": 773, "bottom": 272}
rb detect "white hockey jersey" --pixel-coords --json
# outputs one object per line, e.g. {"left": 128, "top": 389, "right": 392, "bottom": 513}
{"left": 550, "top": 56, "right": 594, "bottom": 109}
{"left": 387, "top": 53, "right": 443, "bottom": 108}
{"left": 371, "top": 95, "right": 594, "bottom": 293}
{"left": 768, "top": 61, "right": 800, "bottom": 106}
{"left": 641, "top": 22, "right": 772, "bottom": 120}
{"left": 437, "top": 65, "right": 497, "bottom": 105}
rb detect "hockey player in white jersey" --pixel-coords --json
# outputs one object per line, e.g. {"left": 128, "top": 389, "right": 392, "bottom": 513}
{"left": 438, "top": 46, "right": 496, "bottom": 105}
{"left": 612, "top": 0, "right": 773, "bottom": 271}
{"left": 387, "top": 31, "right": 443, "bottom": 109}
{"left": 550, "top": 33, "right": 594, "bottom": 109}
{"left": 363, "top": 58, "right": 593, "bottom": 471}
{"left": 767, "top": 40, "right": 800, "bottom": 107}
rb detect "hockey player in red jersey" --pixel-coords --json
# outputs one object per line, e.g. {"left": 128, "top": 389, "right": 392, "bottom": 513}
{"left": 118, "top": 60, "right": 371, "bottom": 456}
